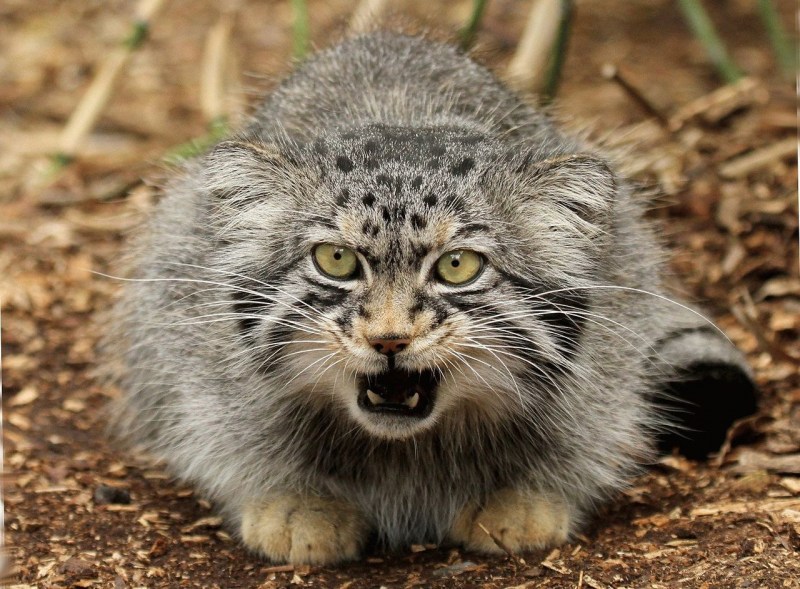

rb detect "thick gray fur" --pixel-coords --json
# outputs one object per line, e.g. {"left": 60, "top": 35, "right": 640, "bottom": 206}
{"left": 104, "top": 32, "right": 754, "bottom": 553}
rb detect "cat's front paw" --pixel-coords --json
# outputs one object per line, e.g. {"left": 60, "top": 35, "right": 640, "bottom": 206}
{"left": 449, "top": 488, "right": 572, "bottom": 554}
{"left": 240, "top": 494, "right": 369, "bottom": 565}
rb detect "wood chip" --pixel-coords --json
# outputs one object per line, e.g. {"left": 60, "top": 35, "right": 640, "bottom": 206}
{"left": 583, "top": 575, "right": 610, "bottom": 589}
{"left": 62, "top": 398, "right": 87, "bottom": 412}
{"left": 180, "top": 535, "right": 211, "bottom": 544}
{"left": 691, "top": 498, "right": 800, "bottom": 517}
{"left": 779, "top": 478, "right": 800, "bottom": 495}
{"left": 182, "top": 516, "right": 223, "bottom": 532}
{"left": 260, "top": 564, "right": 294, "bottom": 574}
{"left": 7, "top": 413, "right": 32, "bottom": 431}
{"left": 732, "top": 448, "right": 800, "bottom": 475}
{"left": 8, "top": 385, "right": 39, "bottom": 407}
{"left": 755, "top": 277, "right": 800, "bottom": 301}
{"left": 669, "top": 77, "right": 769, "bottom": 130}
{"left": 718, "top": 137, "right": 797, "bottom": 179}
{"left": 540, "top": 560, "right": 571, "bottom": 574}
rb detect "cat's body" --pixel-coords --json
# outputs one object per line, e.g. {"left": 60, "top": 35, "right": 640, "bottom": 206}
{"left": 106, "top": 32, "right": 756, "bottom": 564}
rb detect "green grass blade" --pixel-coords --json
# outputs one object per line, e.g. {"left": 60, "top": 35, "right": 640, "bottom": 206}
{"left": 292, "top": 0, "right": 310, "bottom": 60}
{"left": 757, "top": 0, "right": 796, "bottom": 77}
{"left": 677, "top": 0, "right": 743, "bottom": 83}
{"left": 541, "top": 0, "right": 574, "bottom": 104}
{"left": 460, "top": 0, "right": 489, "bottom": 50}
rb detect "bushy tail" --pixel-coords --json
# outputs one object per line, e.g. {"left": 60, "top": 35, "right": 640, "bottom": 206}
{"left": 649, "top": 323, "right": 758, "bottom": 459}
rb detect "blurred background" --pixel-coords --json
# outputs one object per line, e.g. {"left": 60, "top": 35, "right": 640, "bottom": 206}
{"left": 1, "top": 1, "right": 798, "bottom": 587}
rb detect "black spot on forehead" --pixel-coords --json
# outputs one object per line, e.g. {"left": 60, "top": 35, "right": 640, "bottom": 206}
{"left": 336, "top": 188, "right": 350, "bottom": 207}
{"left": 411, "top": 214, "right": 427, "bottom": 230}
{"left": 451, "top": 157, "right": 474, "bottom": 176}
{"left": 411, "top": 176, "right": 423, "bottom": 190}
{"left": 336, "top": 156, "right": 354, "bottom": 172}
{"left": 331, "top": 124, "right": 486, "bottom": 168}
{"left": 375, "top": 174, "right": 402, "bottom": 195}
{"left": 423, "top": 193, "right": 437, "bottom": 207}
{"left": 361, "top": 192, "right": 376, "bottom": 207}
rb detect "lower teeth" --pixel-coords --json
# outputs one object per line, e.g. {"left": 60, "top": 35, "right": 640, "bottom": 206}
{"left": 365, "top": 389, "right": 421, "bottom": 410}
{"left": 366, "top": 389, "right": 385, "bottom": 405}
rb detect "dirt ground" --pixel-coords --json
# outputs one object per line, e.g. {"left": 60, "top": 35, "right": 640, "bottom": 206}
{"left": 1, "top": 1, "right": 798, "bottom": 587}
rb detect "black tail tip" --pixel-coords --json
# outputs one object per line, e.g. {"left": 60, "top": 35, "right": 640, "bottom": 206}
{"left": 655, "top": 361, "right": 759, "bottom": 460}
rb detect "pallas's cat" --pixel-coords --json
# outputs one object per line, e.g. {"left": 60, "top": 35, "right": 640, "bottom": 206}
{"left": 105, "top": 32, "right": 756, "bottom": 564}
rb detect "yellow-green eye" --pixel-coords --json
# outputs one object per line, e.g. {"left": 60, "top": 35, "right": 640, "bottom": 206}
{"left": 435, "top": 250, "right": 484, "bottom": 285}
{"left": 313, "top": 244, "right": 359, "bottom": 279}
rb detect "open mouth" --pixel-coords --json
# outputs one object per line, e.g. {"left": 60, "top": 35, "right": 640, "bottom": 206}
{"left": 357, "top": 368, "right": 438, "bottom": 419}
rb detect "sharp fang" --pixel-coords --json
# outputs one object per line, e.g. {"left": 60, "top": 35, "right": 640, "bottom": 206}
{"left": 367, "top": 389, "right": 385, "bottom": 405}
{"left": 405, "top": 392, "right": 420, "bottom": 409}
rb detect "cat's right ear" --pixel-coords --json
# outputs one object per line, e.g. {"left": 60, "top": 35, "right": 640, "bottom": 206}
{"left": 200, "top": 140, "right": 301, "bottom": 206}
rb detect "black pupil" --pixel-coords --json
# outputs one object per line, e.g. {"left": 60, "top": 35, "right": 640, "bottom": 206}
{"left": 451, "top": 258, "right": 460, "bottom": 267}
{"left": 333, "top": 251, "right": 342, "bottom": 260}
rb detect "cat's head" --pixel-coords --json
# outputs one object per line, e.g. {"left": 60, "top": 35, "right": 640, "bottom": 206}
{"left": 201, "top": 124, "right": 617, "bottom": 439}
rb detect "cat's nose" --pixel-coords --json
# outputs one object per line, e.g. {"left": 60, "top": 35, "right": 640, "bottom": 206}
{"left": 368, "top": 336, "right": 411, "bottom": 356}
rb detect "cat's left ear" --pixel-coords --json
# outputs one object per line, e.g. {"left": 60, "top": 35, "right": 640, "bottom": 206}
{"left": 522, "top": 153, "right": 618, "bottom": 228}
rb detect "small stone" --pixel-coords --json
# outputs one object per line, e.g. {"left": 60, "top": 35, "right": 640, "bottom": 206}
{"left": 59, "top": 557, "right": 93, "bottom": 577}
{"left": 94, "top": 484, "right": 131, "bottom": 505}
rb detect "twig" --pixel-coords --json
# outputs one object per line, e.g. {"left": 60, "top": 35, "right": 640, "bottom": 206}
{"left": 506, "top": 0, "right": 562, "bottom": 94}
{"left": 677, "top": 0, "right": 743, "bottom": 83}
{"left": 668, "top": 77, "right": 768, "bottom": 131}
{"left": 460, "top": 0, "right": 489, "bottom": 50}
{"left": 717, "top": 137, "right": 796, "bottom": 179}
{"left": 201, "top": 13, "right": 234, "bottom": 125}
{"left": 476, "top": 522, "right": 526, "bottom": 565}
{"left": 260, "top": 564, "right": 295, "bottom": 574}
{"left": 55, "top": 0, "right": 167, "bottom": 167}
{"left": 540, "top": 559, "right": 570, "bottom": 575}
{"left": 756, "top": 0, "right": 796, "bottom": 78}
{"left": 348, "top": 0, "right": 390, "bottom": 35}
{"left": 601, "top": 63, "right": 670, "bottom": 125}
{"left": 540, "top": 0, "right": 574, "bottom": 104}
{"left": 291, "top": 0, "right": 310, "bottom": 60}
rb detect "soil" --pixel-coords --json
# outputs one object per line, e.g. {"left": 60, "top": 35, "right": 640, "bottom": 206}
{"left": 1, "top": 1, "right": 798, "bottom": 588}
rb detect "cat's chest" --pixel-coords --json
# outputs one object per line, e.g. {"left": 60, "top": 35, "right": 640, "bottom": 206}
{"left": 293, "top": 411, "right": 544, "bottom": 492}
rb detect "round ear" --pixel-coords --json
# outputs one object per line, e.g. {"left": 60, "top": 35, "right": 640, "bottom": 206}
{"left": 201, "top": 140, "right": 305, "bottom": 207}
{"left": 480, "top": 151, "right": 620, "bottom": 284}
{"left": 522, "top": 153, "right": 618, "bottom": 228}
